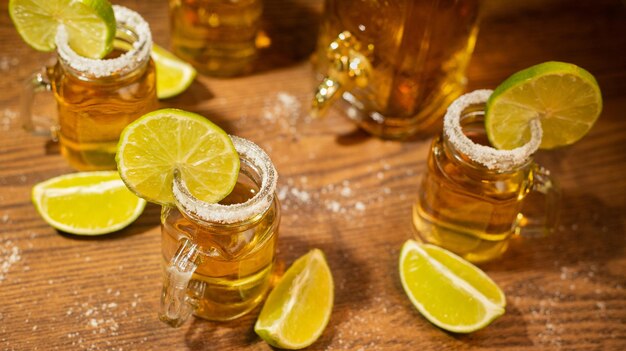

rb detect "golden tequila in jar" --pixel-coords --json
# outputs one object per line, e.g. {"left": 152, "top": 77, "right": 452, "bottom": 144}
{"left": 168, "top": 0, "right": 262, "bottom": 76}
{"left": 313, "top": 0, "right": 480, "bottom": 139}
{"left": 21, "top": 6, "right": 157, "bottom": 171}
{"left": 160, "top": 136, "right": 280, "bottom": 326}
{"left": 412, "top": 90, "right": 560, "bottom": 263}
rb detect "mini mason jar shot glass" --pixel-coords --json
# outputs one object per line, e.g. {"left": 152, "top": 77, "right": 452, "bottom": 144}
{"left": 21, "top": 5, "right": 157, "bottom": 171}
{"left": 159, "top": 136, "right": 280, "bottom": 327}
{"left": 412, "top": 90, "right": 561, "bottom": 263}
{"left": 168, "top": 0, "right": 263, "bottom": 77}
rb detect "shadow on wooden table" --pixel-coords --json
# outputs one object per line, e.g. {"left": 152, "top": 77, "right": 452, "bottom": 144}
{"left": 159, "top": 90, "right": 242, "bottom": 136}
{"left": 183, "top": 311, "right": 261, "bottom": 350}
{"left": 482, "top": 190, "right": 625, "bottom": 273}
{"left": 316, "top": 236, "right": 374, "bottom": 348}
{"left": 454, "top": 303, "right": 533, "bottom": 348}
{"left": 157, "top": 79, "right": 216, "bottom": 109}
{"left": 254, "top": 0, "right": 321, "bottom": 75}
{"left": 332, "top": 110, "right": 445, "bottom": 146}
{"left": 44, "top": 139, "right": 60, "bottom": 156}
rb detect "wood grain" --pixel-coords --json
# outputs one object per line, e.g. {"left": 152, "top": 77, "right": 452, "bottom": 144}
{"left": 1, "top": 0, "right": 625, "bottom": 350}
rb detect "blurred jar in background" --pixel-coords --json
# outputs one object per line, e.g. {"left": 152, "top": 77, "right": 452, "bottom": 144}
{"left": 169, "top": 0, "right": 262, "bottom": 77}
{"left": 312, "top": 0, "right": 481, "bottom": 139}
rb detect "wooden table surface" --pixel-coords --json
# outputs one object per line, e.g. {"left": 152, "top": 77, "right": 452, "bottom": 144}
{"left": 1, "top": 0, "right": 625, "bottom": 350}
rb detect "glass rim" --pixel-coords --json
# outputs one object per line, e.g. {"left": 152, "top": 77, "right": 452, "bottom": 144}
{"left": 55, "top": 5, "right": 152, "bottom": 78}
{"left": 172, "top": 136, "right": 278, "bottom": 225}
{"left": 443, "top": 89, "right": 542, "bottom": 172}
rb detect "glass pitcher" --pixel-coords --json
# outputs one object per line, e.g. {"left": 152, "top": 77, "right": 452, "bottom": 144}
{"left": 312, "top": 0, "right": 480, "bottom": 139}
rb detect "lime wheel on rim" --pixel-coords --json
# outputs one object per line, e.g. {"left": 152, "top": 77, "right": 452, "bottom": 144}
{"left": 116, "top": 108, "right": 240, "bottom": 205}
{"left": 485, "top": 61, "right": 602, "bottom": 150}
{"left": 9, "top": 0, "right": 116, "bottom": 59}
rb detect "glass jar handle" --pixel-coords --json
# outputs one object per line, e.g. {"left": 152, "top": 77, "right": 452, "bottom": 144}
{"left": 159, "top": 237, "right": 205, "bottom": 327}
{"left": 517, "top": 164, "right": 561, "bottom": 238}
{"left": 312, "top": 31, "right": 373, "bottom": 117}
{"left": 20, "top": 68, "right": 59, "bottom": 140}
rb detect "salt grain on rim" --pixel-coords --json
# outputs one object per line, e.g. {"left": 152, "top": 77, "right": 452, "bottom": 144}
{"left": 443, "top": 89, "right": 542, "bottom": 172}
{"left": 173, "top": 136, "right": 277, "bottom": 224}
{"left": 55, "top": 6, "right": 152, "bottom": 78}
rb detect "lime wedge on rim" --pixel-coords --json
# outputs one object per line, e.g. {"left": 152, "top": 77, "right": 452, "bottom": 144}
{"left": 255, "top": 249, "right": 334, "bottom": 349}
{"left": 151, "top": 44, "right": 197, "bottom": 99}
{"left": 9, "top": 0, "right": 116, "bottom": 59}
{"left": 116, "top": 108, "right": 239, "bottom": 205}
{"left": 32, "top": 171, "right": 146, "bottom": 235}
{"left": 485, "top": 61, "right": 602, "bottom": 150}
{"left": 399, "top": 240, "right": 505, "bottom": 333}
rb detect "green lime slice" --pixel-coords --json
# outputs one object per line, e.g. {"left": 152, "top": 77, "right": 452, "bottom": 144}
{"left": 9, "top": 0, "right": 115, "bottom": 59}
{"left": 399, "top": 240, "right": 505, "bottom": 333}
{"left": 255, "top": 249, "right": 334, "bottom": 349}
{"left": 485, "top": 61, "right": 602, "bottom": 149}
{"left": 151, "top": 44, "right": 197, "bottom": 99}
{"left": 32, "top": 171, "right": 146, "bottom": 235}
{"left": 116, "top": 108, "right": 239, "bottom": 205}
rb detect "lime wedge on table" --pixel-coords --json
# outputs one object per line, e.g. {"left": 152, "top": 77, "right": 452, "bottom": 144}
{"left": 116, "top": 109, "right": 239, "bottom": 205}
{"left": 9, "top": 0, "right": 116, "bottom": 59}
{"left": 32, "top": 171, "right": 146, "bottom": 235}
{"left": 399, "top": 240, "right": 505, "bottom": 333}
{"left": 151, "top": 44, "right": 197, "bottom": 99}
{"left": 255, "top": 249, "right": 334, "bottom": 349}
{"left": 485, "top": 61, "right": 602, "bottom": 150}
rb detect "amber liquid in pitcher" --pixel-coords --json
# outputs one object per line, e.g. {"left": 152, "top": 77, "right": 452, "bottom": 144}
{"left": 316, "top": 0, "right": 480, "bottom": 138}
{"left": 49, "top": 48, "right": 157, "bottom": 171}
{"left": 161, "top": 177, "right": 279, "bottom": 320}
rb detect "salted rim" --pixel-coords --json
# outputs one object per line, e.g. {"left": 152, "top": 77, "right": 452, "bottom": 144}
{"left": 173, "top": 136, "right": 278, "bottom": 225}
{"left": 443, "top": 89, "right": 542, "bottom": 172}
{"left": 55, "top": 5, "right": 152, "bottom": 78}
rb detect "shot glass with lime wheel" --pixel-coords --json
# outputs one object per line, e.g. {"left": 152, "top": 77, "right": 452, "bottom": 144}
{"left": 116, "top": 109, "right": 280, "bottom": 327}
{"left": 412, "top": 62, "right": 602, "bottom": 263}
{"left": 11, "top": 0, "right": 157, "bottom": 171}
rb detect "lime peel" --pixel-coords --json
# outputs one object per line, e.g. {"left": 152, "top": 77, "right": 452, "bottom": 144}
{"left": 43, "top": 179, "right": 126, "bottom": 197}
